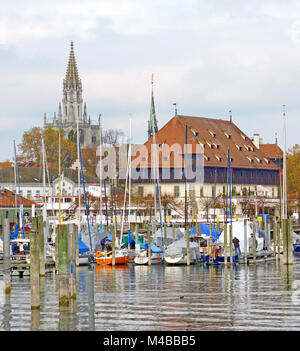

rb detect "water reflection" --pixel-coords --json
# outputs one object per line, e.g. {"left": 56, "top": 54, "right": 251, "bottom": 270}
{"left": 0, "top": 260, "right": 300, "bottom": 330}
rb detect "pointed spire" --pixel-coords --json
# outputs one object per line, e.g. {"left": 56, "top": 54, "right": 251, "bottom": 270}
{"left": 148, "top": 73, "right": 158, "bottom": 139}
{"left": 53, "top": 112, "right": 57, "bottom": 123}
{"left": 44, "top": 112, "right": 47, "bottom": 125}
{"left": 64, "top": 41, "right": 80, "bottom": 88}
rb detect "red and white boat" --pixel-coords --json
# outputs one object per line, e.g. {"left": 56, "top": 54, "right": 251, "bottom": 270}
{"left": 95, "top": 249, "right": 130, "bottom": 265}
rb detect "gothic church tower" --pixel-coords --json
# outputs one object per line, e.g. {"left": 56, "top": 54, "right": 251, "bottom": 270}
{"left": 44, "top": 42, "right": 99, "bottom": 147}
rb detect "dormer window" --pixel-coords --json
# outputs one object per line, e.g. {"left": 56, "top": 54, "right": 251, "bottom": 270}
{"left": 215, "top": 155, "right": 222, "bottom": 162}
{"left": 204, "top": 155, "right": 210, "bottom": 161}
{"left": 224, "top": 132, "right": 231, "bottom": 139}
{"left": 209, "top": 130, "right": 216, "bottom": 138}
{"left": 247, "top": 157, "right": 254, "bottom": 163}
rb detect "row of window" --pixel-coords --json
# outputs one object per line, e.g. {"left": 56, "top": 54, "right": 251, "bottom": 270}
{"left": 137, "top": 185, "right": 278, "bottom": 198}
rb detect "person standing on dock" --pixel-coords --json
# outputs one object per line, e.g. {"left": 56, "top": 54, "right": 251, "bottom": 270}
{"left": 232, "top": 237, "right": 241, "bottom": 256}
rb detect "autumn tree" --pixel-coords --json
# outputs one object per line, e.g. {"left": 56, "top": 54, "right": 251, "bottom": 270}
{"left": 287, "top": 144, "right": 300, "bottom": 221}
{"left": 18, "top": 126, "right": 77, "bottom": 168}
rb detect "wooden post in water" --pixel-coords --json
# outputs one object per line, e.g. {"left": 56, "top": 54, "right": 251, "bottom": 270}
{"left": 172, "top": 223, "right": 175, "bottom": 243}
{"left": 38, "top": 216, "right": 45, "bottom": 277}
{"left": 57, "top": 224, "right": 69, "bottom": 306}
{"left": 277, "top": 219, "right": 281, "bottom": 259}
{"left": 147, "top": 224, "right": 151, "bottom": 266}
{"left": 3, "top": 218, "right": 11, "bottom": 294}
{"left": 68, "top": 223, "right": 77, "bottom": 299}
{"left": 30, "top": 217, "right": 40, "bottom": 309}
{"left": 283, "top": 219, "right": 294, "bottom": 265}
{"left": 224, "top": 224, "right": 228, "bottom": 265}
{"left": 243, "top": 219, "right": 247, "bottom": 264}
{"left": 111, "top": 223, "right": 115, "bottom": 266}
{"left": 186, "top": 225, "right": 190, "bottom": 266}
{"left": 264, "top": 221, "right": 270, "bottom": 251}
{"left": 164, "top": 222, "right": 167, "bottom": 248}
{"left": 229, "top": 224, "right": 233, "bottom": 265}
{"left": 75, "top": 224, "right": 79, "bottom": 267}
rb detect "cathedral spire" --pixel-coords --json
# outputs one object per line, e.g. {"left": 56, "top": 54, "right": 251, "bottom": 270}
{"left": 65, "top": 41, "right": 80, "bottom": 88}
{"left": 148, "top": 74, "right": 158, "bottom": 139}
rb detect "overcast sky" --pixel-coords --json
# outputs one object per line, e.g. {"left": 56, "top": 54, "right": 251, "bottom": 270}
{"left": 0, "top": 0, "right": 300, "bottom": 161}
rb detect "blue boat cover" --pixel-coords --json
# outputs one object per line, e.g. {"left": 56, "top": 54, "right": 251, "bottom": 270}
{"left": 143, "top": 242, "right": 164, "bottom": 253}
{"left": 127, "top": 229, "right": 135, "bottom": 244}
{"left": 189, "top": 223, "right": 221, "bottom": 242}
{"left": 106, "top": 230, "right": 112, "bottom": 241}
{"left": 78, "top": 231, "right": 90, "bottom": 253}
{"left": 99, "top": 222, "right": 105, "bottom": 234}
{"left": 10, "top": 225, "right": 19, "bottom": 240}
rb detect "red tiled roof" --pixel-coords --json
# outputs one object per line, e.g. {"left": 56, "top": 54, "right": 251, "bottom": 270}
{"left": 0, "top": 188, "right": 41, "bottom": 208}
{"left": 135, "top": 115, "right": 279, "bottom": 170}
{"left": 260, "top": 144, "right": 283, "bottom": 160}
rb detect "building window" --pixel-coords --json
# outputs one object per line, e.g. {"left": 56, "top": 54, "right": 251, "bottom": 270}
{"left": 200, "top": 186, "right": 204, "bottom": 197}
{"left": 174, "top": 186, "right": 180, "bottom": 197}
{"left": 137, "top": 186, "right": 144, "bottom": 196}
{"left": 212, "top": 186, "right": 216, "bottom": 198}
{"left": 272, "top": 188, "right": 275, "bottom": 198}
{"left": 91, "top": 136, "right": 96, "bottom": 143}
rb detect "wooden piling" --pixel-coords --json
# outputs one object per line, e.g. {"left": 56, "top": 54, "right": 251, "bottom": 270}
{"left": 283, "top": 219, "right": 294, "bottom": 265}
{"left": 186, "top": 225, "right": 190, "bottom": 266}
{"left": 224, "top": 224, "right": 227, "bottom": 265}
{"left": 277, "top": 219, "right": 281, "bottom": 259}
{"left": 75, "top": 224, "right": 79, "bottom": 267}
{"left": 30, "top": 217, "right": 40, "bottom": 309}
{"left": 111, "top": 223, "right": 115, "bottom": 266}
{"left": 243, "top": 219, "right": 247, "bottom": 264}
{"left": 68, "top": 223, "right": 76, "bottom": 299}
{"left": 147, "top": 225, "right": 151, "bottom": 267}
{"left": 172, "top": 223, "right": 175, "bottom": 243}
{"left": 229, "top": 224, "right": 233, "bottom": 265}
{"left": 38, "top": 217, "right": 45, "bottom": 277}
{"left": 57, "top": 224, "right": 69, "bottom": 306}
{"left": 3, "top": 218, "right": 11, "bottom": 294}
{"left": 164, "top": 223, "right": 167, "bottom": 248}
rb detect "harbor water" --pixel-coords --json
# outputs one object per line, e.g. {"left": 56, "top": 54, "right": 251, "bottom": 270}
{"left": 1, "top": 258, "right": 300, "bottom": 331}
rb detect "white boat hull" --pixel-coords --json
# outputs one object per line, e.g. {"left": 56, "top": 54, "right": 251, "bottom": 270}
{"left": 165, "top": 255, "right": 197, "bottom": 266}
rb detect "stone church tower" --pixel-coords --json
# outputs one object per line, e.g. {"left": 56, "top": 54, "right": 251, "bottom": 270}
{"left": 44, "top": 41, "right": 100, "bottom": 148}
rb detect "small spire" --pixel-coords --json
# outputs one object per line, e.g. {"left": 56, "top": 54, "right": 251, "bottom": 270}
{"left": 229, "top": 110, "right": 232, "bottom": 122}
{"left": 173, "top": 103, "right": 177, "bottom": 116}
{"left": 275, "top": 132, "right": 278, "bottom": 145}
{"left": 44, "top": 112, "right": 47, "bottom": 125}
{"left": 83, "top": 102, "right": 87, "bottom": 123}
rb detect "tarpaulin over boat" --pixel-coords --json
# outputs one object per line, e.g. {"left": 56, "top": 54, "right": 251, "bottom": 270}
{"left": 78, "top": 231, "right": 90, "bottom": 253}
{"left": 10, "top": 225, "right": 19, "bottom": 239}
{"left": 165, "top": 238, "right": 200, "bottom": 259}
{"left": 189, "top": 223, "right": 221, "bottom": 242}
{"left": 154, "top": 227, "right": 184, "bottom": 246}
{"left": 143, "top": 242, "right": 164, "bottom": 253}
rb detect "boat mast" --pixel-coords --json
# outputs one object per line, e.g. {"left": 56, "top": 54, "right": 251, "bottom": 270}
{"left": 99, "top": 114, "right": 102, "bottom": 225}
{"left": 13, "top": 140, "right": 25, "bottom": 238}
{"left": 58, "top": 129, "right": 61, "bottom": 222}
{"left": 42, "top": 135, "right": 47, "bottom": 222}
{"left": 76, "top": 108, "right": 81, "bottom": 233}
{"left": 184, "top": 124, "right": 187, "bottom": 231}
{"left": 283, "top": 105, "right": 287, "bottom": 219}
{"left": 128, "top": 118, "right": 132, "bottom": 230}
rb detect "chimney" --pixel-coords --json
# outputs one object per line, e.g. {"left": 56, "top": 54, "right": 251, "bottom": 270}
{"left": 253, "top": 133, "right": 260, "bottom": 149}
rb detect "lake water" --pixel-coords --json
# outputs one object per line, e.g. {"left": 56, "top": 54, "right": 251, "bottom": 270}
{"left": 1, "top": 258, "right": 300, "bottom": 331}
